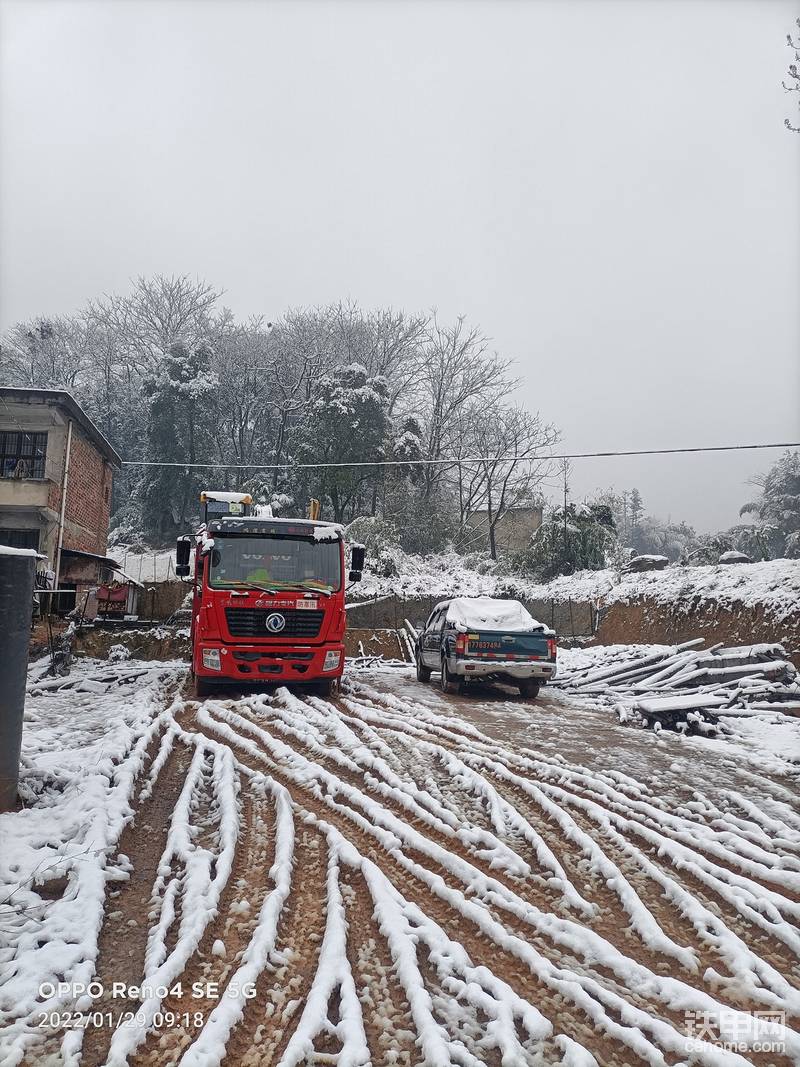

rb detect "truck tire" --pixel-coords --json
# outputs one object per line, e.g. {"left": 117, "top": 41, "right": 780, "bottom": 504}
{"left": 518, "top": 679, "right": 540, "bottom": 700}
{"left": 317, "top": 677, "right": 339, "bottom": 698}
{"left": 193, "top": 674, "right": 215, "bottom": 700}
{"left": 441, "top": 657, "right": 462, "bottom": 695}
{"left": 416, "top": 651, "right": 432, "bottom": 683}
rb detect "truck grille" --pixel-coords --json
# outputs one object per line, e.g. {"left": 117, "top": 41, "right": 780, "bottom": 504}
{"left": 224, "top": 607, "right": 324, "bottom": 639}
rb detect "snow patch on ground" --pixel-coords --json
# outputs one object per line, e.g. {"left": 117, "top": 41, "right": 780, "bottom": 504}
{"left": 355, "top": 554, "right": 800, "bottom": 620}
{"left": 0, "top": 659, "right": 184, "bottom": 1062}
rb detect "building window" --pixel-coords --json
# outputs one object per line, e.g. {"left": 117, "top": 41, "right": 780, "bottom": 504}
{"left": 0, "top": 528, "right": 40, "bottom": 551}
{"left": 0, "top": 431, "right": 47, "bottom": 479}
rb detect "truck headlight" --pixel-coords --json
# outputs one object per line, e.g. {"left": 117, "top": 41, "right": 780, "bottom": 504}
{"left": 202, "top": 648, "right": 222, "bottom": 672}
{"left": 323, "top": 650, "right": 342, "bottom": 672}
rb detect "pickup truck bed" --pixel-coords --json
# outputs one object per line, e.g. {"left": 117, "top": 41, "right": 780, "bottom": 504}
{"left": 447, "top": 628, "right": 557, "bottom": 686}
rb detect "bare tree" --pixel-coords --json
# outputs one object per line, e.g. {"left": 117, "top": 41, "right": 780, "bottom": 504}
{"left": 456, "top": 407, "right": 558, "bottom": 559}
{"left": 0, "top": 315, "right": 91, "bottom": 390}
{"left": 87, "top": 274, "right": 222, "bottom": 367}
{"left": 785, "top": 18, "right": 800, "bottom": 131}
{"left": 409, "top": 315, "right": 514, "bottom": 504}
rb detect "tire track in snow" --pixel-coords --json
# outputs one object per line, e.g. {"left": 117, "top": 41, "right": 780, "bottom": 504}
{"left": 132, "top": 774, "right": 275, "bottom": 1066}
{"left": 221, "top": 824, "right": 328, "bottom": 1067}
{"left": 68, "top": 672, "right": 800, "bottom": 1067}
{"left": 187, "top": 705, "right": 594, "bottom": 1060}
{"left": 339, "top": 866, "right": 417, "bottom": 1067}
{"left": 190, "top": 697, "right": 797, "bottom": 1065}
{"left": 81, "top": 740, "right": 194, "bottom": 1067}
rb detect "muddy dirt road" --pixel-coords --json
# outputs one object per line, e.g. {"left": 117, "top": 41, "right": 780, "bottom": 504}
{"left": 5, "top": 664, "right": 800, "bottom": 1066}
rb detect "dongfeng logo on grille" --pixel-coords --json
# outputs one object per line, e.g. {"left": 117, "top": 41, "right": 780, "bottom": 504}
{"left": 265, "top": 612, "right": 286, "bottom": 633}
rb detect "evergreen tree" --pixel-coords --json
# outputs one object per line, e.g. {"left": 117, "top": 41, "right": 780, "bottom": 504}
{"left": 522, "top": 502, "right": 617, "bottom": 580}
{"left": 293, "top": 364, "right": 389, "bottom": 523}
{"left": 629, "top": 488, "right": 644, "bottom": 538}
{"left": 740, "top": 451, "right": 800, "bottom": 558}
{"left": 136, "top": 341, "right": 219, "bottom": 542}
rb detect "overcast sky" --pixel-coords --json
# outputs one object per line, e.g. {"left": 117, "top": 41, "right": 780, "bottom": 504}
{"left": 1, "top": 0, "right": 798, "bottom": 532}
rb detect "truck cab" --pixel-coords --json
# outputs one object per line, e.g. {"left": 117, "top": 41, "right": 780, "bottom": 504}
{"left": 176, "top": 492, "right": 363, "bottom": 697}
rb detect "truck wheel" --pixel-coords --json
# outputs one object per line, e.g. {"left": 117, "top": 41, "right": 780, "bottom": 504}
{"left": 194, "top": 674, "right": 215, "bottom": 700}
{"left": 317, "top": 677, "right": 339, "bottom": 697}
{"left": 441, "top": 658, "right": 462, "bottom": 695}
{"left": 416, "top": 653, "right": 432, "bottom": 683}
{"left": 518, "top": 679, "right": 540, "bottom": 700}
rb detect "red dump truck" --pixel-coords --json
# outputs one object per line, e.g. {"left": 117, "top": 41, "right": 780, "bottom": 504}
{"left": 176, "top": 492, "right": 364, "bottom": 697}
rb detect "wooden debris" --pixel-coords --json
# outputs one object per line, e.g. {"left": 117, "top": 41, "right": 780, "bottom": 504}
{"left": 555, "top": 641, "right": 800, "bottom": 733}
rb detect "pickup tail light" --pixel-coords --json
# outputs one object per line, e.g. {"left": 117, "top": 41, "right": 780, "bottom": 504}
{"left": 455, "top": 634, "right": 468, "bottom": 656}
{"left": 547, "top": 638, "right": 557, "bottom": 659}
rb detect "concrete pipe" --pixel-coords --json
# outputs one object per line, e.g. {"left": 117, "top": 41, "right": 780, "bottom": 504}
{"left": 0, "top": 550, "right": 35, "bottom": 812}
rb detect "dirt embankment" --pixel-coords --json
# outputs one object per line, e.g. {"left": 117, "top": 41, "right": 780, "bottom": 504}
{"left": 73, "top": 625, "right": 191, "bottom": 662}
{"left": 344, "top": 627, "right": 409, "bottom": 660}
{"left": 596, "top": 596, "right": 800, "bottom": 666}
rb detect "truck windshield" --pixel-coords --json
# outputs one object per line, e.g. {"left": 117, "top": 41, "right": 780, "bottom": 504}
{"left": 208, "top": 535, "right": 341, "bottom": 593}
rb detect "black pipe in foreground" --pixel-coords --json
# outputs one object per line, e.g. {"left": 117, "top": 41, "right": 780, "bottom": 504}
{"left": 0, "top": 551, "right": 35, "bottom": 812}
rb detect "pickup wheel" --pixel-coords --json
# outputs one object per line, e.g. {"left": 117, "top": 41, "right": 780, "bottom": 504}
{"left": 416, "top": 650, "right": 432, "bottom": 683}
{"left": 441, "top": 657, "right": 463, "bottom": 695}
{"left": 518, "top": 679, "right": 541, "bottom": 700}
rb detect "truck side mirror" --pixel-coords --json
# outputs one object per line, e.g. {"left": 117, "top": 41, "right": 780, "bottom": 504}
{"left": 348, "top": 569, "right": 362, "bottom": 583}
{"left": 350, "top": 544, "right": 365, "bottom": 573}
{"left": 176, "top": 536, "right": 191, "bottom": 577}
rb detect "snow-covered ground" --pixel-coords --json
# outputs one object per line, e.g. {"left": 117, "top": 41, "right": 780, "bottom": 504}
{"left": 355, "top": 552, "right": 800, "bottom": 620}
{"left": 0, "top": 658, "right": 185, "bottom": 1067}
{"left": 110, "top": 542, "right": 800, "bottom": 625}
{"left": 2, "top": 653, "right": 799, "bottom": 1066}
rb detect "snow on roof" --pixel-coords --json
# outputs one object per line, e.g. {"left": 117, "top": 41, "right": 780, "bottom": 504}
{"left": 0, "top": 544, "right": 40, "bottom": 557}
{"left": 201, "top": 491, "right": 253, "bottom": 504}
{"left": 211, "top": 515, "right": 344, "bottom": 539}
{"left": 111, "top": 566, "right": 145, "bottom": 588}
{"left": 440, "top": 596, "right": 548, "bottom": 633}
{"left": 313, "top": 523, "right": 344, "bottom": 542}
{"left": 0, "top": 546, "right": 42, "bottom": 563}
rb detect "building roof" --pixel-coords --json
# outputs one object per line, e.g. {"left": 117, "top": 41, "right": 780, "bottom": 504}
{"left": 467, "top": 504, "right": 542, "bottom": 517}
{"left": 61, "top": 547, "right": 144, "bottom": 586}
{"left": 0, "top": 387, "right": 122, "bottom": 468}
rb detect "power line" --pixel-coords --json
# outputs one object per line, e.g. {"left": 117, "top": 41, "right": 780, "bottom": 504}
{"left": 121, "top": 441, "right": 800, "bottom": 472}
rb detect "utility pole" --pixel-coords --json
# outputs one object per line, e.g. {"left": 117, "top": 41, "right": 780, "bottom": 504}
{"left": 561, "top": 458, "right": 571, "bottom": 574}
{"left": 53, "top": 419, "right": 74, "bottom": 597}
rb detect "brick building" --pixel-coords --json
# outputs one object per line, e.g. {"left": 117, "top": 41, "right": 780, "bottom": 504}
{"left": 0, "top": 387, "right": 123, "bottom": 610}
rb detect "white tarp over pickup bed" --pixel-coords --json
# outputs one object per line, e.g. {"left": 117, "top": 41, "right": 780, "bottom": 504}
{"left": 444, "top": 596, "right": 552, "bottom": 634}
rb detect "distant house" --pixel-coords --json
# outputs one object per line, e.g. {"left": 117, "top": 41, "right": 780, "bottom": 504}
{"left": 464, "top": 504, "right": 543, "bottom": 556}
{"left": 0, "top": 387, "right": 124, "bottom": 612}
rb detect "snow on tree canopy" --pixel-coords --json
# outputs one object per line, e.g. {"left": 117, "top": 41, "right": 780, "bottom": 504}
{"left": 443, "top": 596, "right": 551, "bottom": 633}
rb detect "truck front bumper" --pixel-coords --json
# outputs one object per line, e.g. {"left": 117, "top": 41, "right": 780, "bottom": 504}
{"left": 455, "top": 658, "right": 557, "bottom": 681}
{"left": 194, "top": 642, "right": 344, "bottom": 682}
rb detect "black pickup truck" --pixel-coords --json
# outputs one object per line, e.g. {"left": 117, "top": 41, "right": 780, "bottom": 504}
{"left": 415, "top": 596, "right": 557, "bottom": 698}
